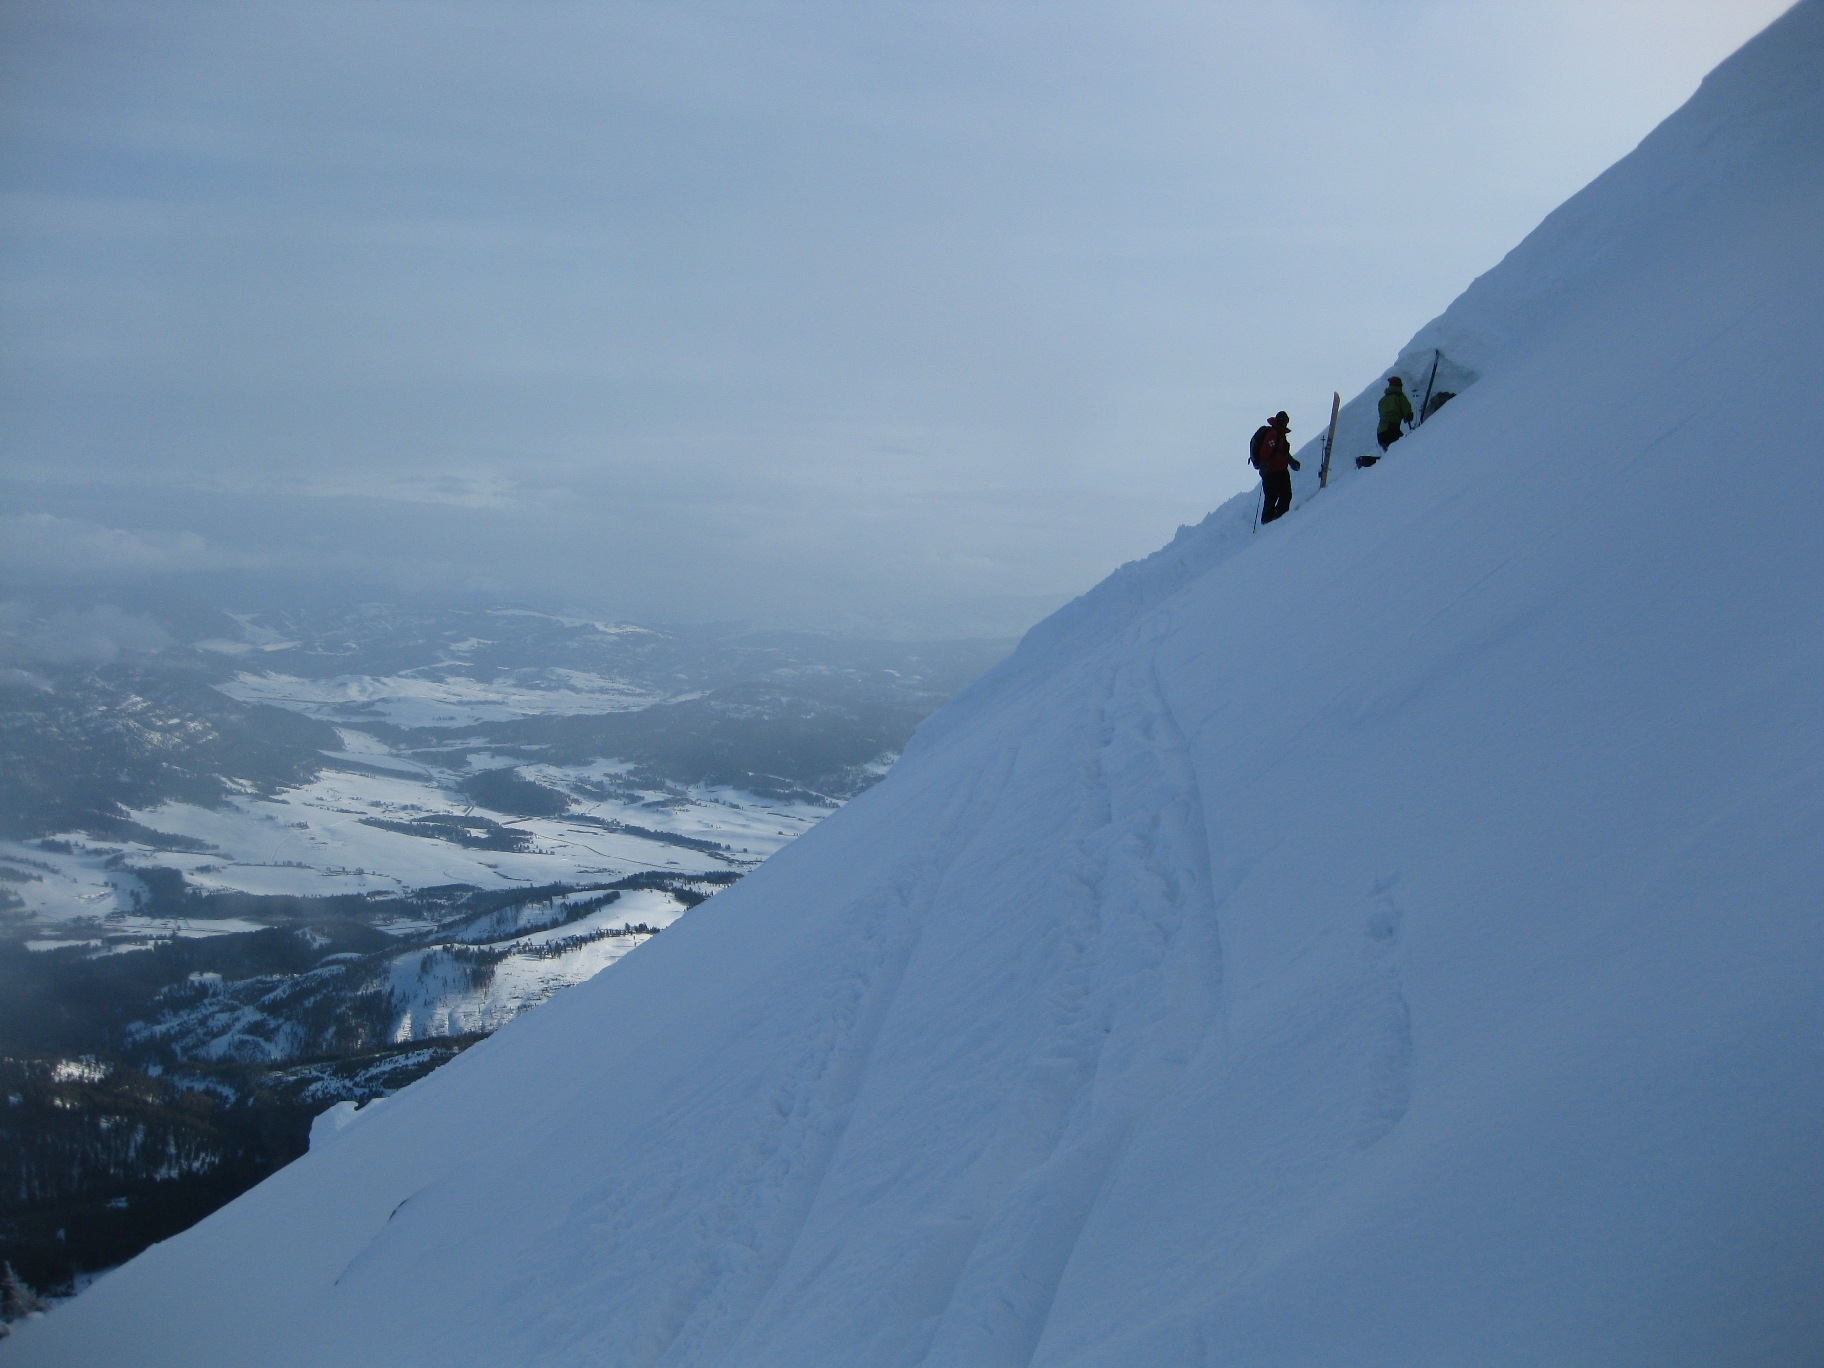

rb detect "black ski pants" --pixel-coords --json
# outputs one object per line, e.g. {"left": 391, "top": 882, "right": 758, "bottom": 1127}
{"left": 1378, "top": 425, "right": 1404, "bottom": 453}
{"left": 1260, "top": 470, "right": 1292, "bottom": 524}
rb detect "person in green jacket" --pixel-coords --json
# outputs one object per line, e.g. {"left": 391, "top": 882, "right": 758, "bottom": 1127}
{"left": 1377, "top": 375, "right": 1415, "bottom": 450}
{"left": 1358, "top": 375, "right": 1414, "bottom": 469}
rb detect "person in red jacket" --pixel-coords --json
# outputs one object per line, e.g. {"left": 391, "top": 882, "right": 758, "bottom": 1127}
{"left": 1249, "top": 410, "right": 1299, "bottom": 524}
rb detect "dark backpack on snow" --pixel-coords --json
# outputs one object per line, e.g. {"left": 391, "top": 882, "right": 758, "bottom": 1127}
{"left": 1249, "top": 425, "right": 1271, "bottom": 469}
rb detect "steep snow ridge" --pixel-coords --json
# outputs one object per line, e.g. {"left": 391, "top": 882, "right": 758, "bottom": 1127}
{"left": 14, "top": 6, "right": 1824, "bottom": 1364}
{"left": 925, "top": 0, "right": 1823, "bottom": 763}
{"left": 1408, "top": 0, "right": 1823, "bottom": 372}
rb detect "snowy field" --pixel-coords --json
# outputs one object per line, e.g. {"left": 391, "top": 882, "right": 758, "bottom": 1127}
{"left": 7, "top": 740, "right": 817, "bottom": 922}
{"left": 217, "top": 667, "right": 668, "bottom": 727}
{"left": 2, "top": 697, "right": 830, "bottom": 1062}
{"left": 126, "top": 887, "right": 696, "bottom": 1062}
{"left": 386, "top": 889, "right": 687, "bottom": 1041}
{"left": 3, "top": 735, "right": 823, "bottom": 937}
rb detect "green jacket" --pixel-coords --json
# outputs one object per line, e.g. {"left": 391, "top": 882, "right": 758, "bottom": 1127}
{"left": 1379, "top": 386, "right": 1414, "bottom": 433}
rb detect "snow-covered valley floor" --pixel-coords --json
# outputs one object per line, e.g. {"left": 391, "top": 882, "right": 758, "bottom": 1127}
{"left": 3, "top": 718, "right": 828, "bottom": 1060}
{"left": 5, "top": 753, "right": 816, "bottom": 928}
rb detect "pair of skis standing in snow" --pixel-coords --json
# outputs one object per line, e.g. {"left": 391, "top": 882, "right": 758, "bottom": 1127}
{"left": 1248, "top": 368, "right": 1428, "bottom": 528}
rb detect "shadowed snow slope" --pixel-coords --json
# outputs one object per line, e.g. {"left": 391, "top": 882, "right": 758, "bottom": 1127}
{"left": 14, "top": 6, "right": 1824, "bottom": 1364}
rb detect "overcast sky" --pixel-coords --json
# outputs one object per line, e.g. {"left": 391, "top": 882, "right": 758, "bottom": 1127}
{"left": 0, "top": 0, "right": 1791, "bottom": 633}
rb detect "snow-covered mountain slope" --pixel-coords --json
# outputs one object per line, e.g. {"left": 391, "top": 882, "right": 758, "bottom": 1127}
{"left": 14, "top": 5, "right": 1824, "bottom": 1363}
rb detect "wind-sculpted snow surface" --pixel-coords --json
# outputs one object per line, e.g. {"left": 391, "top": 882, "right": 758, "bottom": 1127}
{"left": 13, "top": 5, "right": 1824, "bottom": 1364}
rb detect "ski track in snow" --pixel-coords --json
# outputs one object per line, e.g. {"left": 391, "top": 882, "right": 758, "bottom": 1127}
{"left": 648, "top": 741, "right": 1028, "bottom": 1367}
{"left": 913, "top": 625, "right": 1228, "bottom": 1366}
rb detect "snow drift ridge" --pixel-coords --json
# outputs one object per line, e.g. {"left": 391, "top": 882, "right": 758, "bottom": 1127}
{"left": 928, "top": 0, "right": 1823, "bottom": 757}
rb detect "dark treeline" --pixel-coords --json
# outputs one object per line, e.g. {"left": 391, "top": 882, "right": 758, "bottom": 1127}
{"left": 0, "top": 871, "right": 732, "bottom": 1295}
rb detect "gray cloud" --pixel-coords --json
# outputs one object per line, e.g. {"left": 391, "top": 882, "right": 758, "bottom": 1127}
{"left": 0, "top": 513, "right": 260, "bottom": 581}
{"left": 0, "top": 600, "right": 174, "bottom": 668}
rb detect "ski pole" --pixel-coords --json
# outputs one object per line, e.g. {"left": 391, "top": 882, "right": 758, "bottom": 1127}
{"left": 1418, "top": 348, "right": 1441, "bottom": 425}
